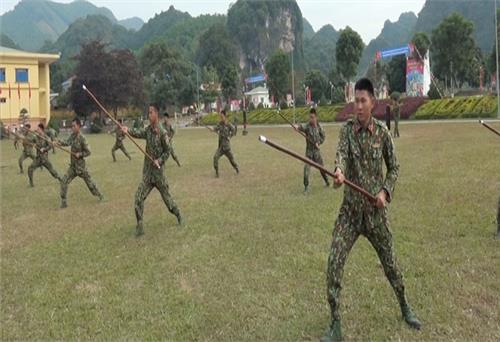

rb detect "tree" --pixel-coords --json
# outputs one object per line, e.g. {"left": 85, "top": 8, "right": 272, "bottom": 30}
{"left": 69, "top": 41, "right": 143, "bottom": 118}
{"left": 335, "top": 26, "right": 364, "bottom": 82}
{"left": 430, "top": 13, "right": 477, "bottom": 88}
{"left": 305, "top": 70, "right": 328, "bottom": 103}
{"left": 196, "top": 23, "right": 239, "bottom": 77}
{"left": 140, "top": 41, "right": 196, "bottom": 110}
{"left": 328, "top": 68, "right": 346, "bottom": 104}
{"left": 265, "top": 49, "right": 291, "bottom": 102}
{"left": 365, "top": 60, "right": 388, "bottom": 93}
{"left": 221, "top": 65, "right": 239, "bottom": 102}
{"left": 387, "top": 55, "right": 406, "bottom": 93}
{"left": 411, "top": 32, "right": 430, "bottom": 59}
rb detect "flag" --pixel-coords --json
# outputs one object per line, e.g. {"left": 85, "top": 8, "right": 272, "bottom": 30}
{"left": 8, "top": 83, "right": 11, "bottom": 98}
{"left": 17, "top": 83, "right": 20, "bottom": 99}
{"left": 28, "top": 83, "right": 31, "bottom": 99}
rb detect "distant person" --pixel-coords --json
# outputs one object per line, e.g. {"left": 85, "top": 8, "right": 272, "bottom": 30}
{"left": 297, "top": 108, "right": 329, "bottom": 193}
{"left": 385, "top": 104, "right": 391, "bottom": 131}
{"left": 392, "top": 98, "right": 400, "bottom": 138}
{"left": 111, "top": 119, "right": 132, "bottom": 162}
{"left": 211, "top": 110, "right": 239, "bottom": 178}
{"left": 161, "top": 112, "right": 181, "bottom": 167}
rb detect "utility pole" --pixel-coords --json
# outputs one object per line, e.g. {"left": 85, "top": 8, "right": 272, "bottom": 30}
{"left": 495, "top": 0, "right": 500, "bottom": 117}
{"left": 291, "top": 50, "right": 296, "bottom": 124}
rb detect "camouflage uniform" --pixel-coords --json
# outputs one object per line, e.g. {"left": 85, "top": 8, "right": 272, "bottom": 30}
{"left": 59, "top": 132, "right": 103, "bottom": 207}
{"left": 111, "top": 127, "right": 131, "bottom": 161}
{"left": 128, "top": 124, "right": 182, "bottom": 235}
{"left": 393, "top": 103, "right": 400, "bottom": 138}
{"left": 298, "top": 122, "right": 330, "bottom": 190}
{"left": 213, "top": 121, "right": 239, "bottom": 176}
{"left": 27, "top": 132, "right": 62, "bottom": 187}
{"left": 327, "top": 117, "right": 412, "bottom": 325}
{"left": 162, "top": 120, "right": 181, "bottom": 167}
{"left": 18, "top": 130, "right": 36, "bottom": 173}
{"left": 46, "top": 127, "right": 58, "bottom": 154}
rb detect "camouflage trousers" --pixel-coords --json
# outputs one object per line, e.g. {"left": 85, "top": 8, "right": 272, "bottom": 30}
{"left": 169, "top": 142, "right": 181, "bottom": 166}
{"left": 213, "top": 148, "right": 238, "bottom": 174}
{"left": 134, "top": 174, "right": 181, "bottom": 226}
{"left": 111, "top": 143, "right": 131, "bottom": 161}
{"left": 19, "top": 150, "right": 35, "bottom": 172}
{"left": 326, "top": 207, "right": 407, "bottom": 321}
{"left": 394, "top": 120, "right": 400, "bottom": 137}
{"left": 28, "top": 156, "right": 61, "bottom": 186}
{"left": 60, "top": 166, "right": 102, "bottom": 202}
{"left": 304, "top": 150, "right": 329, "bottom": 188}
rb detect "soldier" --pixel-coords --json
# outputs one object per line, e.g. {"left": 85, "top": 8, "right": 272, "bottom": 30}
{"left": 385, "top": 104, "right": 391, "bottom": 131}
{"left": 393, "top": 98, "right": 400, "bottom": 138}
{"left": 161, "top": 112, "right": 181, "bottom": 167}
{"left": 321, "top": 78, "right": 420, "bottom": 342}
{"left": 122, "top": 104, "right": 183, "bottom": 236}
{"left": 297, "top": 108, "right": 330, "bottom": 193}
{"left": 46, "top": 126, "right": 58, "bottom": 154}
{"left": 111, "top": 119, "right": 131, "bottom": 162}
{"left": 58, "top": 118, "right": 104, "bottom": 208}
{"left": 17, "top": 123, "right": 36, "bottom": 174}
{"left": 212, "top": 110, "right": 239, "bottom": 177}
{"left": 27, "top": 123, "right": 62, "bottom": 187}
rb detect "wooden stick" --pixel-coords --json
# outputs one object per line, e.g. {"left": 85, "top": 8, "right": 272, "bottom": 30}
{"left": 276, "top": 110, "right": 319, "bottom": 148}
{"left": 82, "top": 84, "right": 159, "bottom": 168}
{"left": 258, "top": 135, "right": 377, "bottom": 203}
{"left": 479, "top": 120, "right": 500, "bottom": 138}
{"left": 31, "top": 130, "right": 78, "bottom": 157}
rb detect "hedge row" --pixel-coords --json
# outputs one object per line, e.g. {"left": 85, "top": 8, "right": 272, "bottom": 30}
{"left": 414, "top": 95, "right": 497, "bottom": 119}
{"left": 200, "top": 104, "right": 344, "bottom": 125}
{"left": 336, "top": 97, "right": 426, "bottom": 121}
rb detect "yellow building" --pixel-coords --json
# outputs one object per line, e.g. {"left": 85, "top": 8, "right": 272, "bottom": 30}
{"left": 0, "top": 46, "right": 60, "bottom": 126}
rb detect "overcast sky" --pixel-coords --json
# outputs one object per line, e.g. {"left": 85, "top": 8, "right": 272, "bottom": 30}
{"left": 0, "top": 0, "right": 427, "bottom": 44}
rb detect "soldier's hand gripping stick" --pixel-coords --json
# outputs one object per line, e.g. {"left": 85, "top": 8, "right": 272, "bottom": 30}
{"left": 258, "top": 135, "right": 377, "bottom": 204}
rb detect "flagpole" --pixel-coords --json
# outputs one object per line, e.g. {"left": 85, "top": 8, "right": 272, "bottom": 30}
{"left": 495, "top": 0, "right": 500, "bottom": 118}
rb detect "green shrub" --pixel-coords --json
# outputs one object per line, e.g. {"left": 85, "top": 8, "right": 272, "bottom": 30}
{"left": 414, "top": 96, "right": 497, "bottom": 119}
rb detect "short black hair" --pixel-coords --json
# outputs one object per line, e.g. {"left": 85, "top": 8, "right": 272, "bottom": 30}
{"left": 25, "top": 123, "right": 31, "bottom": 129}
{"left": 309, "top": 108, "right": 317, "bottom": 115}
{"left": 354, "top": 78, "right": 375, "bottom": 97}
{"left": 221, "top": 110, "right": 226, "bottom": 116}
{"left": 72, "top": 118, "right": 82, "bottom": 127}
{"left": 163, "top": 112, "right": 170, "bottom": 118}
{"left": 149, "top": 103, "right": 160, "bottom": 113}
{"left": 38, "top": 123, "right": 45, "bottom": 130}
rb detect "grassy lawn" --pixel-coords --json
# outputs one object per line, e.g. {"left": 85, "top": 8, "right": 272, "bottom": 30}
{"left": 1, "top": 122, "right": 499, "bottom": 341}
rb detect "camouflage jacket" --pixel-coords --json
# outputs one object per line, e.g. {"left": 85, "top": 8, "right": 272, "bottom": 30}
{"left": 21, "top": 130, "right": 36, "bottom": 153}
{"left": 392, "top": 104, "right": 401, "bottom": 120}
{"left": 59, "top": 132, "right": 91, "bottom": 172}
{"left": 34, "top": 132, "right": 52, "bottom": 160}
{"left": 46, "top": 127, "right": 57, "bottom": 140}
{"left": 335, "top": 117, "right": 399, "bottom": 210}
{"left": 298, "top": 122, "right": 325, "bottom": 153}
{"left": 214, "top": 121, "right": 236, "bottom": 151}
{"left": 128, "top": 124, "right": 171, "bottom": 181}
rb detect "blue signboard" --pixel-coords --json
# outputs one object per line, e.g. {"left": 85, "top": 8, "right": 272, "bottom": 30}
{"left": 245, "top": 74, "right": 267, "bottom": 84}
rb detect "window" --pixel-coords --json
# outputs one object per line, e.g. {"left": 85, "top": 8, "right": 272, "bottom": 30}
{"left": 16, "top": 68, "right": 29, "bottom": 83}
{"left": 0, "top": 68, "right": 5, "bottom": 82}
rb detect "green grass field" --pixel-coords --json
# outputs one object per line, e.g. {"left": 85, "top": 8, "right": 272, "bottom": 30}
{"left": 1, "top": 122, "right": 499, "bottom": 341}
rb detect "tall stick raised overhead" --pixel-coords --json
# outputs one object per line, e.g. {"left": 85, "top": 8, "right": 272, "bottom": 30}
{"left": 479, "top": 120, "right": 500, "bottom": 138}
{"left": 82, "top": 84, "right": 159, "bottom": 168}
{"left": 258, "top": 135, "right": 377, "bottom": 204}
{"left": 31, "top": 129, "right": 78, "bottom": 157}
